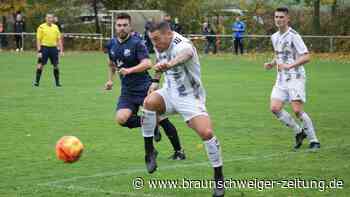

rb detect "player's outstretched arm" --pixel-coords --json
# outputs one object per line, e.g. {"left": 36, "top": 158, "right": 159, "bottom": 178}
{"left": 119, "top": 59, "right": 152, "bottom": 76}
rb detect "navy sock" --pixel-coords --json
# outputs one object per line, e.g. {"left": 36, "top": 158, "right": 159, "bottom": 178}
{"left": 53, "top": 68, "right": 60, "bottom": 85}
{"left": 122, "top": 115, "right": 141, "bottom": 129}
{"left": 214, "top": 166, "right": 223, "bottom": 180}
{"left": 159, "top": 118, "right": 181, "bottom": 151}
{"left": 144, "top": 137, "right": 154, "bottom": 155}
{"left": 35, "top": 69, "right": 42, "bottom": 83}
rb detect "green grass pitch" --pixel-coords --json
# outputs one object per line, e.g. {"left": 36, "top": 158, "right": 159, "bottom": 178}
{"left": 0, "top": 51, "right": 349, "bottom": 197}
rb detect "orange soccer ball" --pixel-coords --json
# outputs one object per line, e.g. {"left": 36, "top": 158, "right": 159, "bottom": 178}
{"left": 56, "top": 136, "right": 84, "bottom": 163}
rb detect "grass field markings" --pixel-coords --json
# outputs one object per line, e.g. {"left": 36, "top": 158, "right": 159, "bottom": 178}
{"left": 39, "top": 183, "right": 170, "bottom": 197}
{"left": 1, "top": 126, "right": 339, "bottom": 173}
{"left": 38, "top": 143, "right": 348, "bottom": 187}
{"left": 37, "top": 144, "right": 347, "bottom": 197}
{"left": 0, "top": 127, "right": 346, "bottom": 175}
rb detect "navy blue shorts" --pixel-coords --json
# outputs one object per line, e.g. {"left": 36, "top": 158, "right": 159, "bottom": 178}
{"left": 116, "top": 95, "right": 145, "bottom": 114}
{"left": 40, "top": 46, "right": 59, "bottom": 66}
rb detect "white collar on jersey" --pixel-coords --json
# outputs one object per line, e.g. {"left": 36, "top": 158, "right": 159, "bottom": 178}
{"left": 278, "top": 27, "right": 291, "bottom": 36}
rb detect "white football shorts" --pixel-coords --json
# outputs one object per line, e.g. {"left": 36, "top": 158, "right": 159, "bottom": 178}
{"left": 271, "top": 78, "right": 306, "bottom": 103}
{"left": 155, "top": 87, "right": 208, "bottom": 122}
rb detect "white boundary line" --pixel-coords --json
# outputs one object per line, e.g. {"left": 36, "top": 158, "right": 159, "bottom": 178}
{"left": 39, "top": 144, "right": 346, "bottom": 187}
{"left": 42, "top": 184, "right": 165, "bottom": 197}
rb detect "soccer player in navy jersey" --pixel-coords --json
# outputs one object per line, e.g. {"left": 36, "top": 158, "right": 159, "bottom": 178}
{"left": 104, "top": 13, "right": 186, "bottom": 167}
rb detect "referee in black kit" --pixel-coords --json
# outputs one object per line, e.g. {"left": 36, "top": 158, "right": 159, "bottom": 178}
{"left": 33, "top": 14, "right": 63, "bottom": 87}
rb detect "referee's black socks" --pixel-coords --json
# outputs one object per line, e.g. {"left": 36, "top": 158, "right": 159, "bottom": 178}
{"left": 35, "top": 69, "right": 42, "bottom": 84}
{"left": 53, "top": 67, "right": 60, "bottom": 86}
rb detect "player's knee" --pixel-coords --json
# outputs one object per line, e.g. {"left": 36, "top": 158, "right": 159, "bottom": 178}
{"left": 270, "top": 106, "right": 281, "bottom": 115}
{"left": 199, "top": 128, "right": 214, "bottom": 141}
{"left": 143, "top": 96, "right": 158, "bottom": 111}
{"left": 115, "top": 114, "right": 128, "bottom": 126}
{"left": 37, "top": 64, "right": 43, "bottom": 69}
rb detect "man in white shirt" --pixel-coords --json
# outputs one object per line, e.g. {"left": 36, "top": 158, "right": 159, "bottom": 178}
{"left": 264, "top": 7, "right": 320, "bottom": 150}
{"left": 142, "top": 21, "right": 224, "bottom": 197}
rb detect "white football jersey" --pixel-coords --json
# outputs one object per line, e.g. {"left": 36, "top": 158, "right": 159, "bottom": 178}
{"left": 271, "top": 27, "right": 309, "bottom": 83}
{"left": 155, "top": 32, "right": 205, "bottom": 99}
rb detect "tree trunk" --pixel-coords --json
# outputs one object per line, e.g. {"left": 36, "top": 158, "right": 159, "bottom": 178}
{"left": 343, "top": 8, "right": 350, "bottom": 35}
{"left": 313, "top": 0, "right": 321, "bottom": 34}
{"left": 331, "top": 0, "right": 337, "bottom": 20}
{"left": 93, "top": 0, "right": 101, "bottom": 34}
{"left": 1, "top": 16, "right": 6, "bottom": 28}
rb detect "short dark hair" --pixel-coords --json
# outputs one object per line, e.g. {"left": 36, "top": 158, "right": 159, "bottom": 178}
{"left": 116, "top": 12, "right": 131, "bottom": 22}
{"left": 275, "top": 7, "right": 289, "bottom": 14}
{"left": 148, "top": 21, "right": 171, "bottom": 33}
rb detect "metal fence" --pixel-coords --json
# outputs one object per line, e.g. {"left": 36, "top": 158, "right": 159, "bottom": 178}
{"left": 186, "top": 34, "right": 350, "bottom": 53}
{"left": 0, "top": 32, "right": 349, "bottom": 53}
{"left": 0, "top": 32, "right": 105, "bottom": 51}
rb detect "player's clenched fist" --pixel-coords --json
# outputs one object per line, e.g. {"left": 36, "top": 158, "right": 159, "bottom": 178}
{"left": 105, "top": 80, "right": 113, "bottom": 90}
{"left": 153, "top": 62, "right": 169, "bottom": 72}
{"left": 119, "top": 68, "right": 131, "bottom": 76}
{"left": 264, "top": 62, "right": 275, "bottom": 70}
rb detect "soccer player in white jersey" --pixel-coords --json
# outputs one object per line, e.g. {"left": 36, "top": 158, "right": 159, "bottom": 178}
{"left": 264, "top": 7, "right": 320, "bottom": 150}
{"left": 142, "top": 21, "right": 224, "bottom": 197}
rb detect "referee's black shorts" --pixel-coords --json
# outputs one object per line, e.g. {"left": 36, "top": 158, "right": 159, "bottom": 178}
{"left": 37, "top": 46, "right": 59, "bottom": 66}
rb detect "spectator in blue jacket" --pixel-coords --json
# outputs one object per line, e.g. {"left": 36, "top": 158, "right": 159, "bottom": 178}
{"left": 232, "top": 16, "right": 245, "bottom": 55}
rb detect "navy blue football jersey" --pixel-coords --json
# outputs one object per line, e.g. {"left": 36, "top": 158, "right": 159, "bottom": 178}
{"left": 107, "top": 35, "right": 151, "bottom": 96}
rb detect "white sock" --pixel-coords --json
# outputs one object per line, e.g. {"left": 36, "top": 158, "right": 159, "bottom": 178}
{"left": 204, "top": 136, "right": 223, "bottom": 168}
{"left": 274, "top": 110, "right": 301, "bottom": 135}
{"left": 299, "top": 112, "right": 319, "bottom": 143}
{"left": 141, "top": 109, "right": 157, "bottom": 137}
